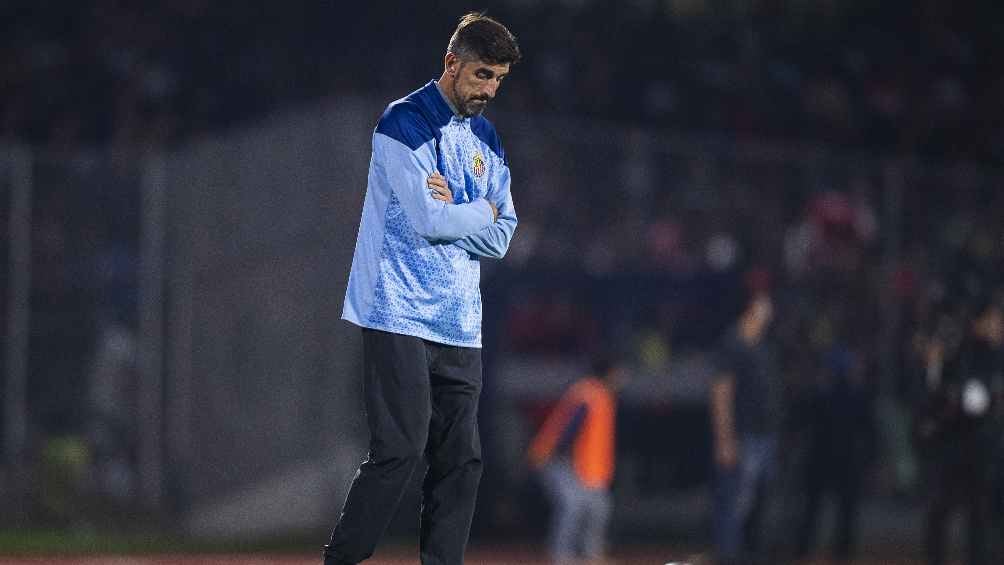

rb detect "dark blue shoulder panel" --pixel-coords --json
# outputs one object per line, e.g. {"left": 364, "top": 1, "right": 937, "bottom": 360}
{"left": 375, "top": 100, "right": 434, "bottom": 151}
{"left": 471, "top": 116, "right": 507, "bottom": 165}
{"left": 375, "top": 83, "right": 454, "bottom": 151}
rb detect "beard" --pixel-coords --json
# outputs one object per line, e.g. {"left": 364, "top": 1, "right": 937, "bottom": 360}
{"left": 452, "top": 82, "right": 490, "bottom": 117}
{"left": 462, "top": 98, "right": 488, "bottom": 116}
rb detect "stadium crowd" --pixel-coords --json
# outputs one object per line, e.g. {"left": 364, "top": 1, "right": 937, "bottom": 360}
{"left": 4, "top": 2, "right": 1003, "bottom": 161}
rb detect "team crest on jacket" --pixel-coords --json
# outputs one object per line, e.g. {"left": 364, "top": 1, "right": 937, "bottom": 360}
{"left": 472, "top": 152, "right": 486, "bottom": 178}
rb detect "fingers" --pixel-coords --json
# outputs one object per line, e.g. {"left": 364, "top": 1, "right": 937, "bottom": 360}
{"left": 428, "top": 183, "right": 450, "bottom": 202}
{"left": 427, "top": 172, "right": 446, "bottom": 188}
{"left": 427, "top": 173, "right": 452, "bottom": 203}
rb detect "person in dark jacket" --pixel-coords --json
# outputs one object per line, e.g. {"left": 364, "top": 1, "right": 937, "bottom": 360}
{"left": 709, "top": 287, "right": 781, "bottom": 565}
{"left": 796, "top": 344, "right": 876, "bottom": 561}
{"left": 917, "top": 297, "right": 1003, "bottom": 565}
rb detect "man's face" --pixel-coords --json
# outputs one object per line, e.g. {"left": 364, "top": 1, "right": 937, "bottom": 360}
{"left": 450, "top": 58, "right": 510, "bottom": 117}
{"left": 751, "top": 295, "right": 774, "bottom": 327}
{"left": 981, "top": 307, "right": 1003, "bottom": 346}
{"left": 743, "top": 294, "right": 774, "bottom": 342}
{"left": 608, "top": 366, "right": 630, "bottom": 392}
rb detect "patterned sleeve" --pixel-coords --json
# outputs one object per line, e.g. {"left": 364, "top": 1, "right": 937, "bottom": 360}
{"left": 452, "top": 163, "right": 517, "bottom": 258}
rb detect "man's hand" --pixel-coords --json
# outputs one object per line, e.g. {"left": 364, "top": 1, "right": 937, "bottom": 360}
{"left": 715, "top": 437, "right": 739, "bottom": 470}
{"left": 428, "top": 172, "right": 498, "bottom": 222}
{"left": 427, "top": 173, "right": 452, "bottom": 203}
{"left": 710, "top": 376, "right": 738, "bottom": 470}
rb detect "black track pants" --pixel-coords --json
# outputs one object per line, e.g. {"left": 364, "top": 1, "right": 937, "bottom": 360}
{"left": 324, "top": 328, "right": 483, "bottom": 565}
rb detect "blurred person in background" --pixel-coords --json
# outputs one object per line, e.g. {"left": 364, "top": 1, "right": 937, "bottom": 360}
{"left": 323, "top": 12, "right": 520, "bottom": 565}
{"left": 708, "top": 274, "right": 783, "bottom": 565}
{"left": 795, "top": 343, "right": 877, "bottom": 562}
{"left": 915, "top": 296, "right": 1003, "bottom": 565}
{"left": 528, "top": 356, "right": 627, "bottom": 565}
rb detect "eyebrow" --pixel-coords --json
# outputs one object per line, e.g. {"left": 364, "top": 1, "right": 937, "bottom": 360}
{"left": 476, "top": 67, "right": 508, "bottom": 79}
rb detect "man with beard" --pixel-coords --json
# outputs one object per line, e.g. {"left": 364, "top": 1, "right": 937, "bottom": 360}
{"left": 323, "top": 12, "right": 520, "bottom": 565}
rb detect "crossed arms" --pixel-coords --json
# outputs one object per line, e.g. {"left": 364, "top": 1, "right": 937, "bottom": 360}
{"left": 373, "top": 131, "right": 517, "bottom": 259}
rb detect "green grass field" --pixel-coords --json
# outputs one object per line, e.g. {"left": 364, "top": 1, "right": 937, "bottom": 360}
{"left": 0, "top": 531, "right": 930, "bottom": 565}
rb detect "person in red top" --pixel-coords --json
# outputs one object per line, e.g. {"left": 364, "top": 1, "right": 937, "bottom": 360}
{"left": 528, "top": 357, "right": 627, "bottom": 564}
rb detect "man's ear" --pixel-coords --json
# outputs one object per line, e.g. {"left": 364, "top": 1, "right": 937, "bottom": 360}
{"left": 445, "top": 52, "right": 459, "bottom": 76}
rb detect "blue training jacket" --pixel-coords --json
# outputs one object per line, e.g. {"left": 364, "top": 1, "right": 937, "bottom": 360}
{"left": 342, "top": 80, "right": 517, "bottom": 347}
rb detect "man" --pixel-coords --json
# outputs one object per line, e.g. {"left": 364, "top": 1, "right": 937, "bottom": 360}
{"left": 528, "top": 357, "right": 626, "bottom": 564}
{"left": 709, "top": 285, "right": 781, "bottom": 565}
{"left": 918, "top": 297, "right": 1003, "bottom": 565}
{"left": 323, "top": 13, "right": 520, "bottom": 565}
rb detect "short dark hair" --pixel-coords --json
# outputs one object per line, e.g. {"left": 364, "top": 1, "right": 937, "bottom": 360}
{"left": 590, "top": 354, "right": 622, "bottom": 380}
{"left": 447, "top": 12, "right": 521, "bottom": 66}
